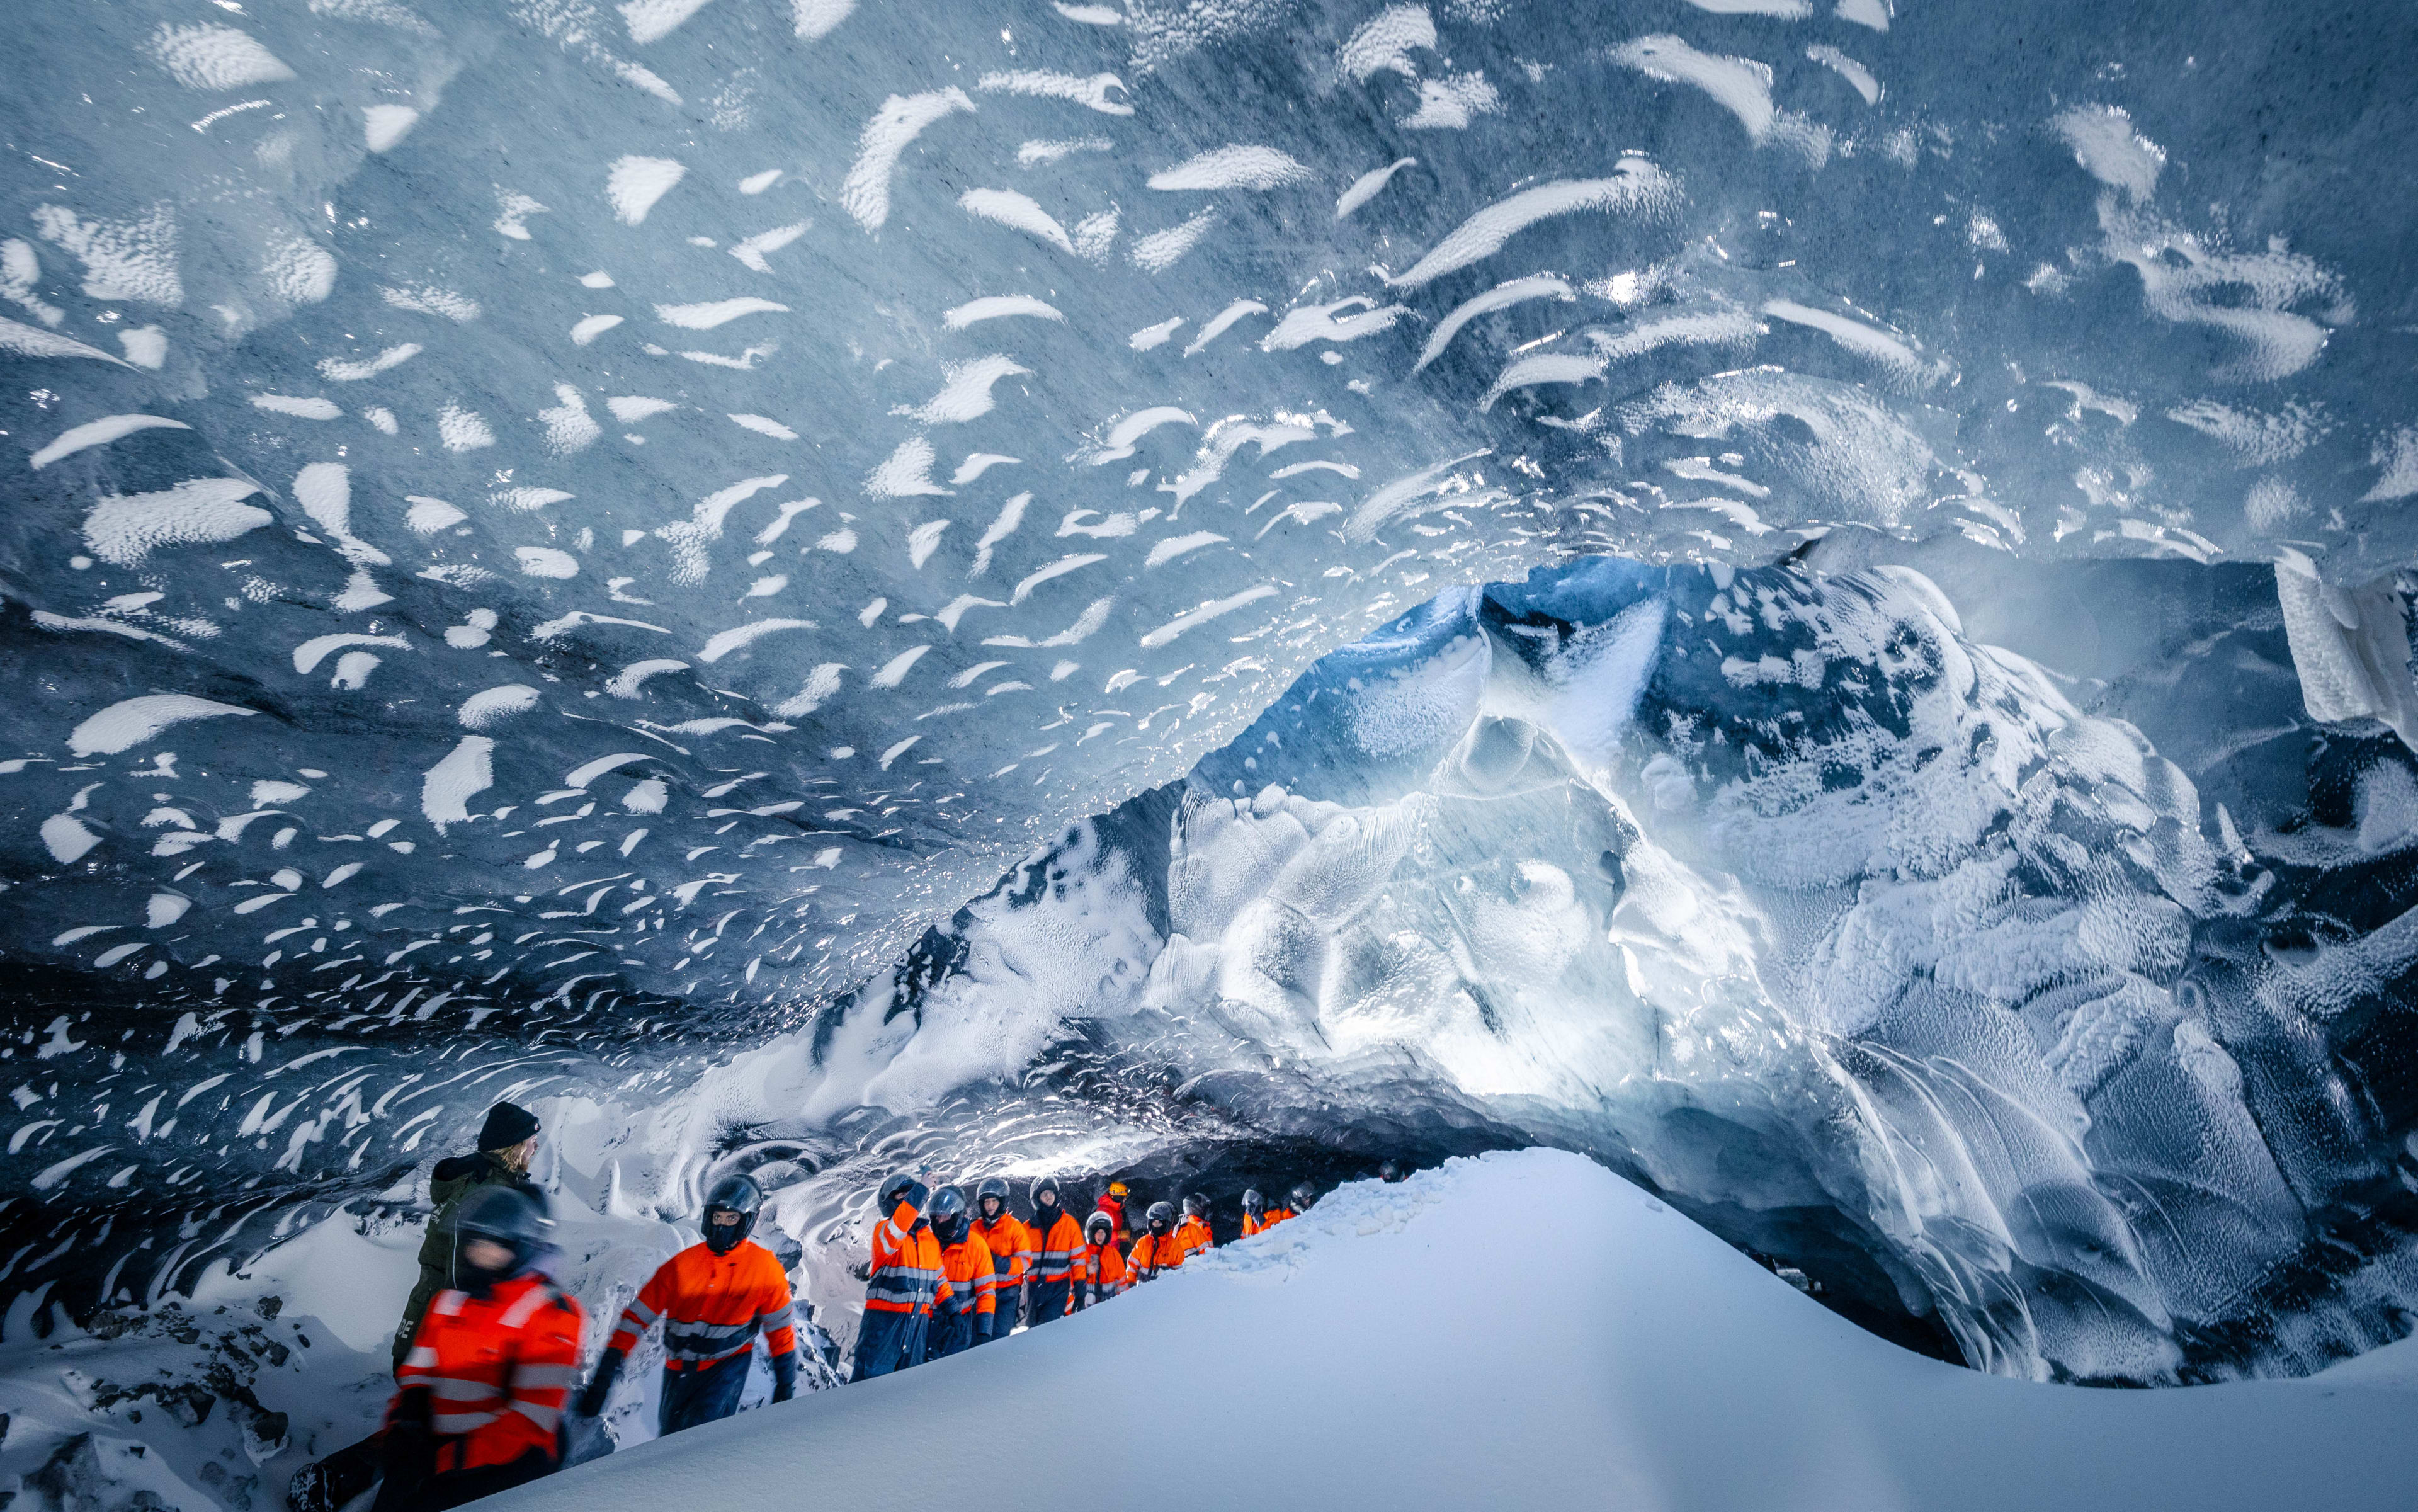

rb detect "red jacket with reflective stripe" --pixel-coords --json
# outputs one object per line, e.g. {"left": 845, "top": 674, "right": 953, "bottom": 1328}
{"left": 607, "top": 1239, "right": 797, "bottom": 1370}
{"left": 1074, "top": 1241, "right": 1127, "bottom": 1304}
{"left": 938, "top": 1233, "right": 996, "bottom": 1322}
{"left": 1127, "top": 1231, "right": 1188, "bottom": 1281}
{"left": 1175, "top": 1215, "right": 1212, "bottom": 1260}
{"left": 1028, "top": 1209, "right": 1085, "bottom": 1287}
{"left": 970, "top": 1213, "right": 1033, "bottom": 1299}
{"left": 393, "top": 1273, "right": 585, "bottom": 1474}
{"left": 865, "top": 1200, "right": 953, "bottom": 1316}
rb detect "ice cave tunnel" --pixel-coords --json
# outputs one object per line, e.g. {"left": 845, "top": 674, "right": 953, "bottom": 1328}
{"left": 2, "top": 0, "right": 2417, "bottom": 1505}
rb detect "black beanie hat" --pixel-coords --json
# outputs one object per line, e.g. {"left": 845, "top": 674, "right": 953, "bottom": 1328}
{"left": 477, "top": 1101, "right": 540, "bottom": 1152}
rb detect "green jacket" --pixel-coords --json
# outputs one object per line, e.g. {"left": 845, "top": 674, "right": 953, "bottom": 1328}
{"left": 390, "top": 1150, "right": 543, "bottom": 1372}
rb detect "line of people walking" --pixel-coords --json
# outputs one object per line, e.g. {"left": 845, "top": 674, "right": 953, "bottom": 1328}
{"left": 848, "top": 1174, "right": 1322, "bottom": 1380}
{"left": 297, "top": 1098, "right": 1397, "bottom": 1512}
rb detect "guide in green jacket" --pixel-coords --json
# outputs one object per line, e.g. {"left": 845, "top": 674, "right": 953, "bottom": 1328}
{"left": 389, "top": 1101, "right": 545, "bottom": 1372}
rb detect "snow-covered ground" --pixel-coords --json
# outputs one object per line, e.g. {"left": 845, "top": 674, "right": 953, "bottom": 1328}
{"left": 495, "top": 1150, "right": 2405, "bottom": 1512}
{"left": 9, "top": 1148, "right": 2409, "bottom": 1512}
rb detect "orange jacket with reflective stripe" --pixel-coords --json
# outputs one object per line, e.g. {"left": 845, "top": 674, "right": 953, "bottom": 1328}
{"left": 1244, "top": 1206, "right": 1293, "bottom": 1237}
{"left": 970, "top": 1213, "right": 1033, "bottom": 1300}
{"left": 938, "top": 1233, "right": 996, "bottom": 1322}
{"left": 1074, "top": 1241, "right": 1127, "bottom": 1303}
{"left": 1175, "top": 1215, "right": 1212, "bottom": 1260}
{"left": 865, "top": 1200, "right": 953, "bottom": 1316}
{"left": 1127, "top": 1231, "right": 1188, "bottom": 1281}
{"left": 1028, "top": 1209, "right": 1085, "bottom": 1286}
{"left": 607, "top": 1239, "right": 797, "bottom": 1370}
{"left": 393, "top": 1273, "right": 585, "bottom": 1474}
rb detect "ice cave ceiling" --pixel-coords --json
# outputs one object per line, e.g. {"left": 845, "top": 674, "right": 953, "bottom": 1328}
{"left": 3, "top": 0, "right": 2417, "bottom": 1385}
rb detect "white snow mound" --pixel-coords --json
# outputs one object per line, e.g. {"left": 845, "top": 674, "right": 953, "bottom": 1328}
{"left": 495, "top": 1151, "right": 2412, "bottom": 1512}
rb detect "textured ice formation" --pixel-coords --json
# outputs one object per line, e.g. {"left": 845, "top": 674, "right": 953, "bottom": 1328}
{"left": 2, "top": 0, "right": 2416, "bottom": 1389}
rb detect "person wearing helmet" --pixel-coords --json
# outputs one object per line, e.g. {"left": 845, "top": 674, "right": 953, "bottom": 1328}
{"left": 1074, "top": 1210, "right": 1128, "bottom": 1307}
{"left": 851, "top": 1170, "right": 947, "bottom": 1380}
{"left": 1290, "top": 1180, "right": 1318, "bottom": 1215}
{"left": 1023, "top": 1176, "right": 1084, "bottom": 1327}
{"left": 295, "top": 1103, "right": 547, "bottom": 1512}
{"left": 1097, "top": 1179, "right": 1132, "bottom": 1244}
{"left": 1175, "top": 1194, "right": 1213, "bottom": 1260}
{"left": 968, "top": 1177, "right": 1033, "bottom": 1342}
{"left": 1378, "top": 1159, "right": 1404, "bottom": 1183}
{"left": 373, "top": 1186, "right": 583, "bottom": 1512}
{"left": 1258, "top": 1186, "right": 1298, "bottom": 1231}
{"left": 926, "top": 1188, "right": 997, "bottom": 1360}
{"left": 576, "top": 1173, "right": 799, "bottom": 1436}
{"left": 1240, "top": 1188, "right": 1274, "bottom": 1237}
{"left": 1128, "top": 1201, "right": 1188, "bottom": 1282}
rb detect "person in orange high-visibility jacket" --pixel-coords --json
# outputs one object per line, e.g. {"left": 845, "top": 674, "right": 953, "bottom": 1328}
{"left": 1240, "top": 1188, "right": 1279, "bottom": 1236}
{"left": 1074, "top": 1210, "right": 1127, "bottom": 1307}
{"left": 1254, "top": 1181, "right": 1308, "bottom": 1232}
{"left": 1023, "top": 1176, "right": 1085, "bottom": 1327}
{"left": 851, "top": 1171, "right": 950, "bottom": 1380}
{"left": 926, "top": 1188, "right": 996, "bottom": 1360}
{"left": 576, "top": 1174, "right": 798, "bottom": 1437}
{"left": 1098, "top": 1180, "right": 1132, "bottom": 1244}
{"left": 374, "top": 1186, "right": 583, "bottom": 1512}
{"left": 1175, "top": 1193, "right": 1213, "bottom": 1261}
{"left": 969, "top": 1177, "right": 1032, "bottom": 1343}
{"left": 1128, "top": 1202, "right": 1188, "bottom": 1282}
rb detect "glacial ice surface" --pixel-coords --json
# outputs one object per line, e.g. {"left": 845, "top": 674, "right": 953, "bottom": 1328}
{"left": 3, "top": 0, "right": 2417, "bottom": 1386}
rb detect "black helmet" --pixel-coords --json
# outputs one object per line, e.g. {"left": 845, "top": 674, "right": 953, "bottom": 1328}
{"left": 1144, "top": 1201, "right": 1174, "bottom": 1232}
{"left": 929, "top": 1186, "right": 970, "bottom": 1244}
{"left": 1378, "top": 1159, "right": 1403, "bottom": 1183}
{"left": 1084, "top": 1210, "right": 1115, "bottom": 1243}
{"left": 703, "top": 1173, "right": 764, "bottom": 1254}
{"left": 1029, "top": 1176, "right": 1062, "bottom": 1210}
{"left": 1241, "top": 1188, "right": 1266, "bottom": 1215}
{"left": 878, "top": 1169, "right": 919, "bottom": 1212}
{"left": 455, "top": 1185, "right": 548, "bottom": 1286}
{"left": 975, "top": 1176, "right": 1011, "bottom": 1217}
{"left": 1290, "top": 1181, "right": 1317, "bottom": 1210}
{"left": 1181, "top": 1193, "right": 1208, "bottom": 1219}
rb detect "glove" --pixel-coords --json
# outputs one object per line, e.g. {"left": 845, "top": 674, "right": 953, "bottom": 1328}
{"left": 899, "top": 1179, "right": 930, "bottom": 1214}
{"left": 769, "top": 1349, "right": 798, "bottom": 1404}
{"left": 973, "top": 1312, "right": 992, "bottom": 1341}
{"left": 575, "top": 1349, "right": 623, "bottom": 1418}
{"left": 377, "top": 1387, "right": 434, "bottom": 1506}
{"left": 848, "top": 1260, "right": 871, "bottom": 1282}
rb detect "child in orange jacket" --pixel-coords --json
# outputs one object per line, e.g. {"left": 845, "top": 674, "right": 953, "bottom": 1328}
{"left": 1074, "top": 1210, "right": 1128, "bottom": 1307}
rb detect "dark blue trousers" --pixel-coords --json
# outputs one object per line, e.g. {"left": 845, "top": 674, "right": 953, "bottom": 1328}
{"left": 657, "top": 1352, "right": 750, "bottom": 1438}
{"left": 849, "top": 1307, "right": 928, "bottom": 1381}
{"left": 929, "top": 1304, "right": 985, "bottom": 1360}
{"left": 1026, "top": 1280, "right": 1071, "bottom": 1327}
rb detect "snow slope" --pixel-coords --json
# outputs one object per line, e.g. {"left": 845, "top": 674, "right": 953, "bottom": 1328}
{"left": 496, "top": 1151, "right": 2412, "bottom": 1512}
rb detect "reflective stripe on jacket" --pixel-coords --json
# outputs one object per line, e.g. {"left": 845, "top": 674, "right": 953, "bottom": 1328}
{"left": 607, "top": 1239, "right": 798, "bottom": 1370}
{"left": 938, "top": 1234, "right": 996, "bottom": 1322}
{"left": 1075, "top": 1241, "right": 1128, "bottom": 1304}
{"left": 1028, "top": 1210, "right": 1084, "bottom": 1284}
{"left": 970, "top": 1214, "right": 1033, "bottom": 1297}
{"left": 1128, "top": 1231, "right": 1187, "bottom": 1282}
{"left": 865, "top": 1200, "right": 952, "bottom": 1316}
{"left": 392, "top": 1273, "right": 585, "bottom": 1475}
